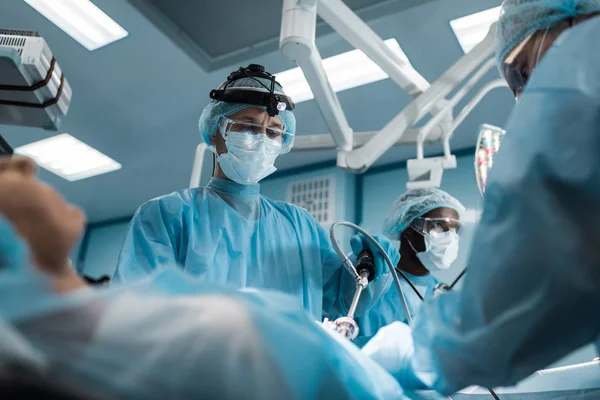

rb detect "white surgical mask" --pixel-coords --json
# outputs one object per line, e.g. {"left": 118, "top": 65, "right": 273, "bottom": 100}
{"left": 217, "top": 131, "right": 281, "bottom": 185}
{"left": 410, "top": 229, "right": 459, "bottom": 271}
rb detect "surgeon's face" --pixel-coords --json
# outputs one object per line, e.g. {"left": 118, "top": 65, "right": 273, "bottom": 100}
{"left": 403, "top": 207, "right": 460, "bottom": 258}
{"left": 502, "top": 28, "right": 561, "bottom": 100}
{"left": 0, "top": 156, "right": 86, "bottom": 274}
{"left": 212, "top": 107, "right": 284, "bottom": 156}
{"left": 499, "top": 14, "right": 599, "bottom": 100}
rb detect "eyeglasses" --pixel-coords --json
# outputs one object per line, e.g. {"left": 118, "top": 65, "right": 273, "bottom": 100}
{"left": 501, "top": 32, "right": 536, "bottom": 99}
{"left": 502, "top": 62, "right": 530, "bottom": 99}
{"left": 502, "top": 20, "right": 574, "bottom": 100}
{"left": 412, "top": 217, "right": 462, "bottom": 235}
{"left": 219, "top": 117, "right": 295, "bottom": 154}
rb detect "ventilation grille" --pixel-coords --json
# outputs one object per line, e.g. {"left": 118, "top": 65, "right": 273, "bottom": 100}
{"left": 0, "top": 34, "right": 28, "bottom": 55}
{"left": 0, "top": 36, "right": 26, "bottom": 48}
{"left": 0, "top": 29, "right": 40, "bottom": 37}
{"left": 287, "top": 175, "right": 336, "bottom": 226}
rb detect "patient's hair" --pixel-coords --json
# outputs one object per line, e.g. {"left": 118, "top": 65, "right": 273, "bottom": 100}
{"left": 0, "top": 364, "right": 108, "bottom": 400}
{"left": 82, "top": 275, "right": 111, "bottom": 286}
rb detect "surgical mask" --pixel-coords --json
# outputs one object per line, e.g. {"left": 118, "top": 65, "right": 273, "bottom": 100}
{"left": 217, "top": 131, "right": 281, "bottom": 185}
{"left": 409, "top": 229, "right": 459, "bottom": 271}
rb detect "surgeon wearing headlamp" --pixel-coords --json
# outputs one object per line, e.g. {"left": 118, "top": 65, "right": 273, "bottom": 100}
{"left": 114, "top": 64, "right": 397, "bottom": 321}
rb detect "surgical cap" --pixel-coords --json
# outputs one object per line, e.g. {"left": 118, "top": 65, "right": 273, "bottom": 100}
{"left": 496, "top": 0, "right": 600, "bottom": 67}
{"left": 198, "top": 76, "right": 297, "bottom": 151}
{"left": 383, "top": 188, "right": 465, "bottom": 240}
{"left": 0, "top": 215, "right": 28, "bottom": 270}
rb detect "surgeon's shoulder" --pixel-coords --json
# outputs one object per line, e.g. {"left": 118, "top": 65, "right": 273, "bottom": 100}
{"left": 133, "top": 188, "right": 199, "bottom": 218}
{"left": 269, "top": 199, "right": 323, "bottom": 226}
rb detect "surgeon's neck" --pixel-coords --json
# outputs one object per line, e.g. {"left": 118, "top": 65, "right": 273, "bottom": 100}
{"left": 213, "top": 162, "right": 231, "bottom": 182}
{"left": 397, "top": 242, "right": 430, "bottom": 277}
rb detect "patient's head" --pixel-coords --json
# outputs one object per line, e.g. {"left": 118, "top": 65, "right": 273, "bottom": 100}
{"left": 0, "top": 156, "right": 85, "bottom": 276}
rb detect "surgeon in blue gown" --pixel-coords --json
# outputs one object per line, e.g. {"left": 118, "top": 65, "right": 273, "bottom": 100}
{"left": 114, "top": 64, "right": 396, "bottom": 320}
{"left": 363, "top": 0, "right": 600, "bottom": 396}
{"left": 355, "top": 188, "right": 464, "bottom": 346}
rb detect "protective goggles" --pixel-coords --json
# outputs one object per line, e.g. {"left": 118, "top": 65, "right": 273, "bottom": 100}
{"left": 411, "top": 217, "right": 462, "bottom": 235}
{"left": 501, "top": 32, "right": 536, "bottom": 99}
{"left": 502, "top": 19, "right": 574, "bottom": 99}
{"left": 218, "top": 117, "right": 294, "bottom": 154}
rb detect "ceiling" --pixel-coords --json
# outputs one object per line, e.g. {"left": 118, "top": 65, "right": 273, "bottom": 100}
{"left": 0, "top": 0, "right": 512, "bottom": 223}
{"left": 127, "top": 0, "right": 438, "bottom": 71}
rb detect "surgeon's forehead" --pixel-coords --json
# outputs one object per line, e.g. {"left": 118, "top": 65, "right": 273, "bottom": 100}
{"left": 230, "top": 107, "right": 283, "bottom": 127}
{"left": 232, "top": 107, "right": 265, "bottom": 119}
{"left": 424, "top": 207, "right": 459, "bottom": 220}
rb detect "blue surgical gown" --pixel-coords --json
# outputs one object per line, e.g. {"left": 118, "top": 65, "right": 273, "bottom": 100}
{"left": 394, "top": 17, "right": 600, "bottom": 395}
{"left": 114, "top": 178, "right": 390, "bottom": 320}
{"left": 355, "top": 272, "right": 437, "bottom": 346}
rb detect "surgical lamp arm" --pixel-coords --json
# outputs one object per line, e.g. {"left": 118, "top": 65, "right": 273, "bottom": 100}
{"left": 415, "top": 58, "right": 498, "bottom": 160}
{"left": 280, "top": 0, "right": 354, "bottom": 152}
{"left": 317, "top": 0, "right": 429, "bottom": 97}
{"left": 189, "top": 143, "right": 212, "bottom": 189}
{"left": 442, "top": 79, "right": 508, "bottom": 157}
{"left": 341, "top": 22, "right": 498, "bottom": 173}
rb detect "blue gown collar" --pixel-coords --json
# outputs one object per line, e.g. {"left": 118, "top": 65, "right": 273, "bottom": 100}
{"left": 207, "top": 178, "right": 260, "bottom": 197}
{"left": 398, "top": 270, "right": 435, "bottom": 285}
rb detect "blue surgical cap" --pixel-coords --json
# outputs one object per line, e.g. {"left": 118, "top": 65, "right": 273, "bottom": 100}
{"left": 198, "top": 76, "right": 297, "bottom": 152}
{"left": 496, "top": 0, "right": 600, "bottom": 68}
{"left": 383, "top": 188, "right": 465, "bottom": 240}
{"left": 0, "top": 215, "right": 28, "bottom": 270}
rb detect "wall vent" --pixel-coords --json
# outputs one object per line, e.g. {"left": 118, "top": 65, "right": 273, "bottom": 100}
{"left": 287, "top": 175, "right": 336, "bottom": 226}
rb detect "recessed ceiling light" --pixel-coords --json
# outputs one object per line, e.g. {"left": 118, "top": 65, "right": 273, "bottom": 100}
{"left": 275, "top": 39, "right": 424, "bottom": 104}
{"left": 15, "top": 133, "right": 122, "bottom": 181}
{"left": 24, "top": 0, "right": 128, "bottom": 51}
{"left": 450, "top": 6, "right": 501, "bottom": 54}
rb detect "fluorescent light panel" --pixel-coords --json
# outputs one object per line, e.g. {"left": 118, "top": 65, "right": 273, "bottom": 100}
{"left": 24, "top": 0, "right": 128, "bottom": 51}
{"left": 450, "top": 6, "right": 501, "bottom": 54}
{"left": 276, "top": 39, "right": 415, "bottom": 104}
{"left": 15, "top": 133, "right": 122, "bottom": 181}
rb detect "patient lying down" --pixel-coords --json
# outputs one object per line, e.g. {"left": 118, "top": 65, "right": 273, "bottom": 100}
{"left": 0, "top": 156, "right": 425, "bottom": 400}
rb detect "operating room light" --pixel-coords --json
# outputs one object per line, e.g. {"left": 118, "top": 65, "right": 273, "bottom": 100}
{"left": 275, "top": 39, "right": 417, "bottom": 104}
{"left": 450, "top": 6, "right": 501, "bottom": 54}
{"left": 15, "top": 134, "right": 122, "bottom": 181}
{"left": 23, "top": 0, "right": 128, "bottom": 51}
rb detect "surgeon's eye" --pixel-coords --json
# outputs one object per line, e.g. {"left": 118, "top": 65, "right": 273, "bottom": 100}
{"left": 266, "top": 128, "right": 283, "bottom": 142}
{"left": 428, "top": 219, "right": 461, "bottom": 234}
{"left": 429, "top": 222, "right": 445, "bottom": 233}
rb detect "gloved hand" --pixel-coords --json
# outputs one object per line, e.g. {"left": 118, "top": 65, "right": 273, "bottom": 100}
{"left": 361, "top": 321, "right": 414, "bottom": 381}
{"left": 350, "top": 234, "right": 400, "bottom": 280}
